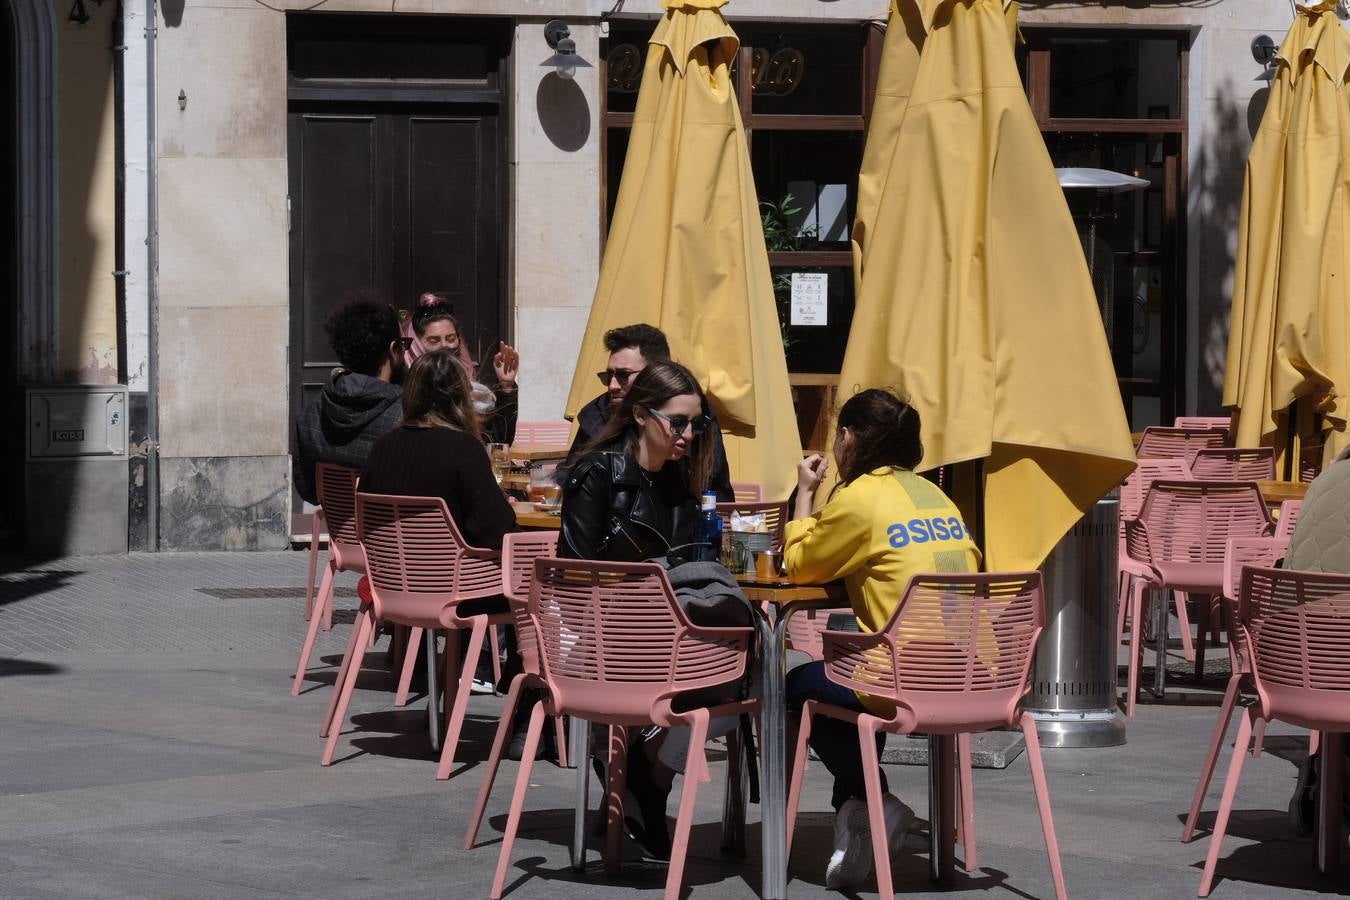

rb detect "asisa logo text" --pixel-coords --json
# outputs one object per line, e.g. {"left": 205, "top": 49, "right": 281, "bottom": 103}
{"left": 887, "top": 517, "right": 967, "bottom": 547}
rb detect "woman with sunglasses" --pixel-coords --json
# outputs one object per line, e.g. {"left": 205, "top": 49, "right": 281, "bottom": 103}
{"left": 557, "top": 360, "right": 719, "bottom": 859}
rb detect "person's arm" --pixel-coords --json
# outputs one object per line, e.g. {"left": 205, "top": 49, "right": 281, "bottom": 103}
{"left": 453, "top": 435, "right": 517, "bottom": 550}
{"left": 783, "top": 462, "right": 875, "bottom": 585}
{"left": 293, "top": 420, "right": 317, "bottom": 505}
{"left": 557, "top": 457, "right": 612, "bottom": 559}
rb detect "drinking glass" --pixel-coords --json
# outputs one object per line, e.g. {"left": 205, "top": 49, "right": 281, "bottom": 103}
{"left": 487, "top": 443, "right": 511, "bottom": 486}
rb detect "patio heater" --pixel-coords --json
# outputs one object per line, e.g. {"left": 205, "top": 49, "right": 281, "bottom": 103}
{"left": 1025, "top": 167, "right": 1147, "bottom": 750}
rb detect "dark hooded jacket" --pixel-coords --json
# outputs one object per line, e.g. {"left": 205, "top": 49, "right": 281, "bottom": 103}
{"left": 293, "top": 368, "right": 402, "bottom": 504}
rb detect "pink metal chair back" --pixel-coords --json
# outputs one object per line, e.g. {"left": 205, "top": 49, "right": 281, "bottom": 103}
{"left": 1127, "top": 480, "right": 1272, "bottom": 572}
{"left": 1190, "top": 447, "right": 1276, "bottom": 481}
{"left": 716, "top": 500, "right": 789, "bottom": 551}
{"left": 501, "top": 531, "right": 560, "bottom": 677}
{"left": 357, "top": 493, "right": 501, "bottom": 625}
{"left": 822, "top": 572, "right": 1045, "bottom": 731}
{"left": 317, "top": 463, "right": 364, "bottom": 570}
{"left": 1174, "top": 415, "right": 1232, "bottom": 432}
{"left": 515, "top": 420, "right": 572, "bottom": 444}
{"left": 1120, "top": 458, "right": 1192, "bottom": 521}
{"left": 1274, "top": 499, "right": 1302, "bottom": 540}
{"left": 1242, "top": 567, "right": 1350, "bottom": 726}
{"left": 1135, "top": 426, "right": 1229, "bottom": 464}
{"left": 786, "top": 607, "right": 855, "bottom": 659}
{"left": 529, "top": 558, "right": 752, "bottom": 724}
{"left": 730, "top": 481, "right": 765, "bottom": 503}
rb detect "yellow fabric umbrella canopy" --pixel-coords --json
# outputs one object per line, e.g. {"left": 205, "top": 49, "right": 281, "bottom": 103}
{"left": 563, "top": 0, "right": 801, "bottom": 500}
{"left": 837, "top": 0, "right": 1135, "bottom": 572}
{"left": 1223, "top": 0, "right": 1350, "bottom": 473}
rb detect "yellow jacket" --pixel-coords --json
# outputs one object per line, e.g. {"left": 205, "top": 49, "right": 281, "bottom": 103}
{"left": 784, "top": 468, "right": 980, "bottom": 710}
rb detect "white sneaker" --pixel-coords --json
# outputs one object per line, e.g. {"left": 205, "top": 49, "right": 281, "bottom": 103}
{"left": 882, "top": 793, "right": 915, "bottom": 860}
{"left": 825, "top": 797, "right": 874, "bottom": 890}
{"left": 470, "top": 676, "right": 496, "bottom": 695}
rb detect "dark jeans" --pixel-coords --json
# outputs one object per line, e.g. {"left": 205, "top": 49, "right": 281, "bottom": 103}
{"left": 786, "top": 660, "right": 887, "bottom": 811}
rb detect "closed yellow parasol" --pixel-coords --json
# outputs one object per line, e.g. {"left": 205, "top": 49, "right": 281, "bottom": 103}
{"left": 837, "top": 0, "right": 1136, "bottom": 571}
{"left": 1223, "top": 0, "right": 1350, "bottom": 476}
{"left": 562, "top": 0, "right": 801, "bottom": 500}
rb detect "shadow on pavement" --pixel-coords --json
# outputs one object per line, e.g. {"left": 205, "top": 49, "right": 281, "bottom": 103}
{"left": 0, "top": 567, "right": 79, "bottom": 608}
{"left": 0, "top": 656, "right": 63, "bottom": 676}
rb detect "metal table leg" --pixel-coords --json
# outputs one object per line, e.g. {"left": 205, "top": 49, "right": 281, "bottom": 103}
{"left": 1317, "top": 731, "right": 1344, "bottom": 877}
{"left": 1152, "top": 588, "right": 1168, "bottom": 700}
{"left": 928, "top": 735, "right": 956, "bottom": 882}
{"left": 758, "top": 600, "right": 829, "bottom": 900}
{"left": 570, "top": 716, "right": 591, "bottom": 873}
{"left": 426, "top": 629, "right": 441, "bottom": 752}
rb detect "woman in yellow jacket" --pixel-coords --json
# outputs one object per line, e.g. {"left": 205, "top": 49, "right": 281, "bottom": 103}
{"left": 784, "top": 388, "right": 979, "bottom": 891}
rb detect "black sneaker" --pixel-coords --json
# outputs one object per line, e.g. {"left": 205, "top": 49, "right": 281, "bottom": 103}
{"left": 623, "top": 744, "right": 672, "bottom": 861}
{"left": 1289, "top": 753, "right": 1317, "bottom": 837}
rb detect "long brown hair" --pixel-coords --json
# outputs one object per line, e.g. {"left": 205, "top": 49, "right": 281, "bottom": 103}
{"left": 581, "top": 360, "right": 714, "bottom": 495}
{"left": 400, "top": 349, "right": 481, "bottom": 440}
{"left": 834, "top": 388, "right": 924, "bottom": 485}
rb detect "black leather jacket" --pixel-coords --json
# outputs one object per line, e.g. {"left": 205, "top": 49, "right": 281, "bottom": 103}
{"left": 557, "top": 449, "right": 701, "bottom": 563}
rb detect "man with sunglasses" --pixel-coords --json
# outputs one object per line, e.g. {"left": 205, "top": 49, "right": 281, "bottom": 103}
{"left": 566, "top": 323, "right": 733, "bottom": 500}
{"left": 293, "top": 297, "right": 408, "bottom": 504}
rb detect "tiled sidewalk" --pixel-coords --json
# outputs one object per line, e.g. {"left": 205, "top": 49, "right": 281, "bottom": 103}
{"left": 0, "top": 551, "right": 1338, "bottom": 899}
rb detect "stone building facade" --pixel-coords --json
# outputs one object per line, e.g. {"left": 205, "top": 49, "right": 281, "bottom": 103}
{"left": 4, "top": 0, "right": 1312, "bottom": 551}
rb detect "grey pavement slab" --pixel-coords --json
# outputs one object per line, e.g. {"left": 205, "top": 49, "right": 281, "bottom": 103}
{"left": 0, "top": 551, "right": 1345, "bottom": 898}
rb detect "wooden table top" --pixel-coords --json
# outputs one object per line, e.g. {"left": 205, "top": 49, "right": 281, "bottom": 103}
{"left": 514, "top": 505, "right": 562, "bottom": 529}
{"left": 1257, "top": 479, "right": 1309, "bottom": 504}
{"left": 736, "top": 575, "right": 847, "bottom": 605}
{"left": 509, "top": 443, "right": 570, "bottom": 462}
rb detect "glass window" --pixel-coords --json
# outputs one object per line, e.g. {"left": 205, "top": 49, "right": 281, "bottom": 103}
{"left": 1048, "top": 36, "right": 1179, "bottom": 119}
{"left": 604, "top": 128, "right": 630, "bottom": 225}
{"left": 772, "top": 266, "right": 855, "bottom": 373}
{"left": 739, "top": 27, "right": 864, "bottom": 116}
{"left": 751, "top": 131, "right": 863, "bottom": 250}
{"left": 603, "top": 27, "right": 649, "bottom": 115}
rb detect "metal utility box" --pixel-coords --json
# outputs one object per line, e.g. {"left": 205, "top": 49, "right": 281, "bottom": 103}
{"left": 27, "top": 386, "right": 128, "bottom": 459}
{"left": 24, "top": 385, "right": 130, "bottom": 555}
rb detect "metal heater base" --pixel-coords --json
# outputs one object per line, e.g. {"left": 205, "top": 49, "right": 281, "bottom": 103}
{"left": 1029, "top": 709, "right": 1126, "bottom": 749}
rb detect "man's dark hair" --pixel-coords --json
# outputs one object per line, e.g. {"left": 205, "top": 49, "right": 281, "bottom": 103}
{"left": 325, "top": 297, "right": 400, "bottom": 375}
{"left": 603, "top": 323, "right": 670, "bottom": 361}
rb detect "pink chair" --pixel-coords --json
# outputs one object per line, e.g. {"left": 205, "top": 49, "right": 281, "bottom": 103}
{"left": 1190, "top": 447, "right": 1276, "bottom": 481}
{"left": 730, "top": 481, "right": 765, "bottom": 503}
{"left": 1116, "top": 459, "right": 1194, "bottom": 665}
{"left": 1180, "top": 535, "right": 1290, "bottom": 841}
{"left": 514, "top": 420, "right": 572, "bottom": 444}
{"left": 1135, "top": 426, "right": 1230, "bottom": 464}
{"left": 786, "top": 572, "right": 1066, "bottom": 900}
{"left": 320, "top": 493, "right": 508, "bottom": 777}
{"left": 491, "top": 558, "right": 756, "bottom": 900}
{"left": 464, "top": 531, "right": 570, "bottom": 849}
{"left": 1274, "top": 499, "right": 1303, "bottom": 540}
{"left": 1197, "top": 567, "right": 1350, "bottom": 895}
{"left": 1174, "top": 415, "right": 1232, "bottom": 432}
{"left": 293, "top": 464, "right": 365, "bottom": 696}
{"left": 784, "top": 603, "right": 982, "bottom": 868}
{"left": 716, "top": 500, "right": 789, "bottom": 551}
{"left": 1121, "top": 480, "right": 1272, "bottom": 715}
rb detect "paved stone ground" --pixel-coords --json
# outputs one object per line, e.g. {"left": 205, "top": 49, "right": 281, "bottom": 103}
{"left": 0, "top": 551, "right": 1344, "bottom": 899}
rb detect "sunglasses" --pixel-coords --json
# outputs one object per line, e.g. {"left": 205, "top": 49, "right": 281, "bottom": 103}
{"left": 645, "top": 407, "right": 711, "bottom": 437}
{"left": 597, "top": 367, "right": 642, "bottom": 387}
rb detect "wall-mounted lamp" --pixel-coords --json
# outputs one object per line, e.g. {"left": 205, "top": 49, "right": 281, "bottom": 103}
{"left": 1251, "top": 34, "right": 1277, "bottom": 82}
{"left": 178, "top": 90, "right": 187, "bottom": 111}
{"left": 67, "top": 0, "right": 90, "bottom": 25}
{"left": 542, "top": 19, "right": 592, "bottom": 81}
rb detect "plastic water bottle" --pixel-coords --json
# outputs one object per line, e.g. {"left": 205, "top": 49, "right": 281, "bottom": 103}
{"left": 697, "top": 492, "right": 723, "bottom": 562}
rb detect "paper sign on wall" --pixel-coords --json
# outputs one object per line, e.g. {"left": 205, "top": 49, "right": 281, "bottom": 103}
{"left": 790, "top": 273, "right": 828, "bottom": 326}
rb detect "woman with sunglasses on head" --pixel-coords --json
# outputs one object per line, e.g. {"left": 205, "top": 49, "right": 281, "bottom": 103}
{"left": 403, "top": 295, "right": 521, "bottom": 444}
{"left": 784, "top": 388, "right": 980, "bottom": 891}
{"left": 557, "top": 360, "right": 721, "bottom": 859}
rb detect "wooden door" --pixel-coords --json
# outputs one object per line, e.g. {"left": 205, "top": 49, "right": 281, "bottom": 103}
{"left": 286, "top": 16, "right": 508, "bottom": 534}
